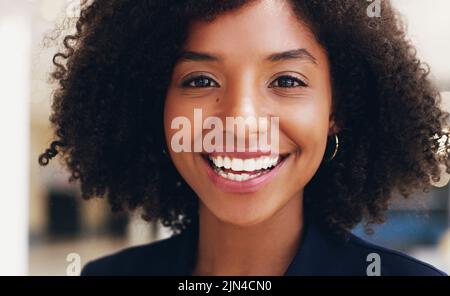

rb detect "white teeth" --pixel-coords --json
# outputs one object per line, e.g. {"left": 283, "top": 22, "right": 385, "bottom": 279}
{"left": 262, "top": 157, "right": 269, "bottom": 169}
{"left": 215, "top": 156, "right": 223, "bottom": 168}
{"left": 255, "top": 157, "right": 263, "bottom": 170}
{"left": 243, "top": 158, "right": 255, "bottom": 172}
{"left": 231, "top": 158, "right": 244, "bottom": 171}
{"left": 219, "top": 170, "right": 228, "bottom": 178}
{"left": 223, "top": 156, "right": 232, "bottom": 169}
{"left": 209, "top": 154, "right": 281, "bottom": 176}
{"left": 213, "top": 168, "right": 264, "bottom": 182}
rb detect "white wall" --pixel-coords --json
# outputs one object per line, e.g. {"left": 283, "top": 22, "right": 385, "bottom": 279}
{"left": 0, "top": 1, "right": 32, "bottom": 275}
{"left": 392, "top": 0, "right": 450, "bottom": 90}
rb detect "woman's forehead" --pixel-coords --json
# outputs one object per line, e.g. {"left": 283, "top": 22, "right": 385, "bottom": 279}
{"left": 181, "top": 0, "right": 322, "bottom": 61}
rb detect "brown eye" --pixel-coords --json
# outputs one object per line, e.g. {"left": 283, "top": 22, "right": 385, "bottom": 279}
{"left": 181, "top": 75, "right": 220, "bottom": 88}
{"left": 269, "top": 75, "right": 308, "bottom": 88}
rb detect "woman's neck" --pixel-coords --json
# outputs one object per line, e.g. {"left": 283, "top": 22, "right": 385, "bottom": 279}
{"left": 192, "top": 193, "right": 304, "bottom": 276}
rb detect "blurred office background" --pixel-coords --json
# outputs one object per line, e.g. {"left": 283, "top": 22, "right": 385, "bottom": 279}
{"left": 0, "top": 0, "right": 449, "bottom": 275}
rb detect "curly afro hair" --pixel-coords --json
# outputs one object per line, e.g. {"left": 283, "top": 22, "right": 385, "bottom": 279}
{"left": 39, "top": 0, "right": 450, "bottom": 235}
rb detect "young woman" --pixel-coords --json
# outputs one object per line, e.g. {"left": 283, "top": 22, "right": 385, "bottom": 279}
{"left": 39, "top": 0, "right": 449, "bottom": 275}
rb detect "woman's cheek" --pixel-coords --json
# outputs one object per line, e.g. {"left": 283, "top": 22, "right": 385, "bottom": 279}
{"left": 279, "top": 100, "right": 330, "bottom": 157}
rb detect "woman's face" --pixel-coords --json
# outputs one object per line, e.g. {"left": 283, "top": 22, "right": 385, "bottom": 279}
{"left": 164, "top": 0, "right": 335, "bottom": 226}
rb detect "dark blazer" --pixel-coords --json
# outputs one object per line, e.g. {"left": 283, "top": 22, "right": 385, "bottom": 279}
{"left": 81, "top": 219, "right": 447, "bottom": 276}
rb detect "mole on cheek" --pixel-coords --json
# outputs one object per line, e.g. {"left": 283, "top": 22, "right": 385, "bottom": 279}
{"left": 216, "top": 97, "right": 220, "bottom": 103}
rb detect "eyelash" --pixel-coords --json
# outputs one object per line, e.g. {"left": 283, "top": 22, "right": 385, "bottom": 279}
{"left": 181, "top": 75, "right": 308, "bottom": 88}
{"left": 181, "top": 75, "right": 219, "bottom": 88}
{"left": 268, "top": 75, "right": 308, "bottom": 88}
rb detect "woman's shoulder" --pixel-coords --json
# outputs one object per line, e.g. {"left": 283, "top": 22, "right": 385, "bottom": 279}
{"left": 286, "top": 221, "right": 447, "bottom": 276}
{"left": 80, "top": 231, "right": 189, "bottom": 276}
{"left": 343, "top": 232, "right": 447, "bottom": 276}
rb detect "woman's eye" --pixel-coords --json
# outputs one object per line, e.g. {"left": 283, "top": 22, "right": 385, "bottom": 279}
{"left": 181, "top": 75, "right": 219, "bottom": 88}
{"left": 269, "top": 75, "right": 308, "bottom": 88}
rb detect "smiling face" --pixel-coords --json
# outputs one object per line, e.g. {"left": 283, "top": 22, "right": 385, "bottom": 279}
{"left": 164, "top": 0, "right": 335, "bottom": 226}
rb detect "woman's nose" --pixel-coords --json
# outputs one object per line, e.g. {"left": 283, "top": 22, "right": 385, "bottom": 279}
{"left": 221, "top": 73, "right": 264, "bottom": 119}
{"left": 218, "top": 73, "right": 271, "bottom": 147}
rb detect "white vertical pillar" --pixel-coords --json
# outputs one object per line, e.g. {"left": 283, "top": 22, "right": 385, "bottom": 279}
{"left": 0, "top": 15, "right": 31, "bottom": 276}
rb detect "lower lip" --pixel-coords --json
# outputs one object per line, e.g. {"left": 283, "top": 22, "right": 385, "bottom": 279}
{"left": 202, "top": 155, "right": 289, "bottom": 193}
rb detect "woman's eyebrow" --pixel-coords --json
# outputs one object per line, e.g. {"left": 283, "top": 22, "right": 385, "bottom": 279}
{"left": 175, "top": 48, "right": 317, "bottom": 64}
{"left": 266, "top": 48, "right": 317, "bottom": 64}
{"left": 176, "top": 51, "right": 221, "bottom": 62}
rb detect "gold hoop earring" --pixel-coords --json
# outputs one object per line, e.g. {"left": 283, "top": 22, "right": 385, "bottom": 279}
{"left": 325, "top": 134, "right": 339, "bottom": 162}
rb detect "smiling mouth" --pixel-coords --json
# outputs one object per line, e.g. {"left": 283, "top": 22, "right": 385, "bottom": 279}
{"left": 202, "top": 153, "right": 289, "bottom": 182}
